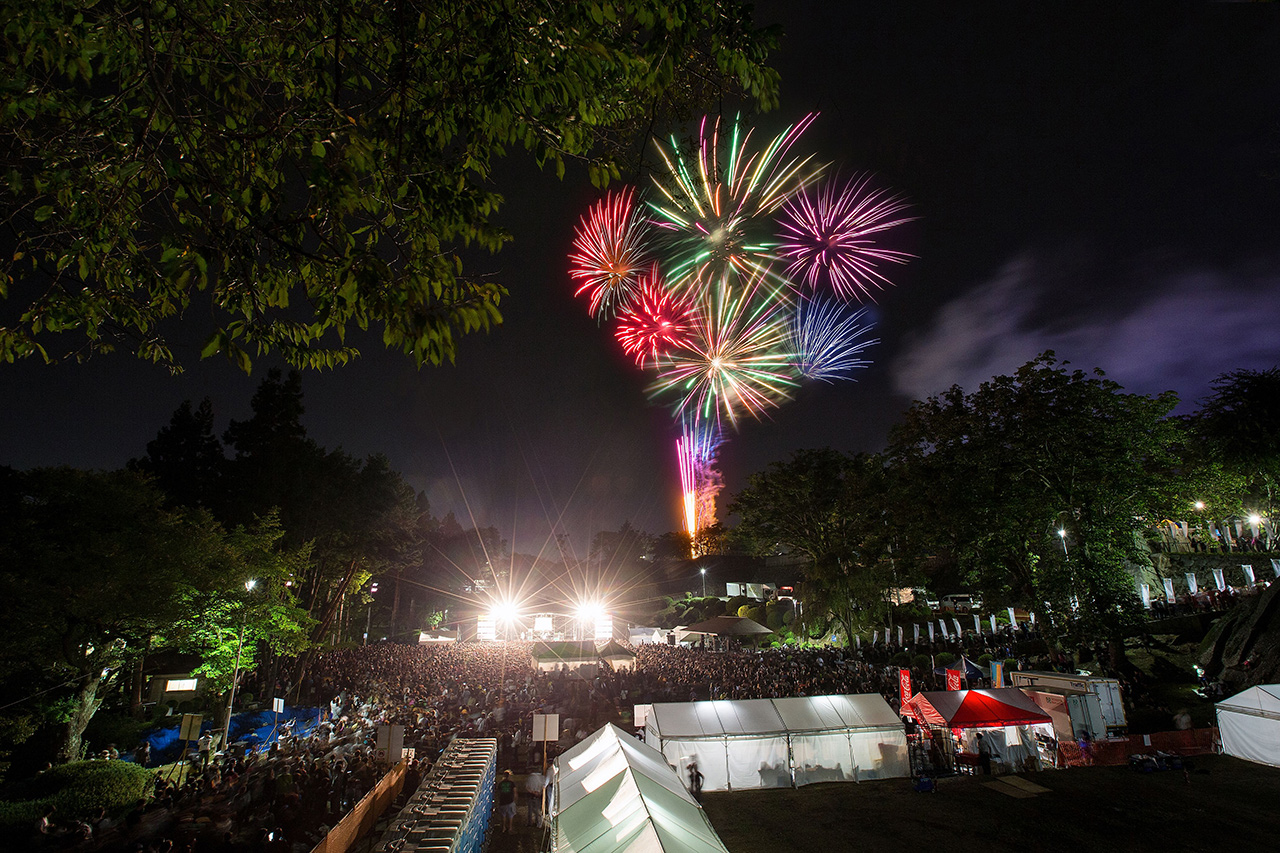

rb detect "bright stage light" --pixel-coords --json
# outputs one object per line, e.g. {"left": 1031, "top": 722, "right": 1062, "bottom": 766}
{"left": 576, "top": 601, "right": 604, "bottom": 622}
{"left": 490, "top": 598, "right": 522, "bottom": 623}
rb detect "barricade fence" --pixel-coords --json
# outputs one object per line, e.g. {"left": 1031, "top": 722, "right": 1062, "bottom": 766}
{"left": 311, "top": 760, "right": 408, "bottom": 853}
{"left": 1057, "top": 727, "right": 1218, "bottom": 767}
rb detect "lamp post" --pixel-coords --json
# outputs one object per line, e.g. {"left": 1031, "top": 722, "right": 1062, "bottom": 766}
{"left": 222, "top": 579, "right": 258, "bottom": 754}
{"left": 700, "top": 567, "right": 706, "bottom": 597}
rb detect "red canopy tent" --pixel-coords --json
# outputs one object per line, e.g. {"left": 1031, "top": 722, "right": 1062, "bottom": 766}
{"left": 906, "top": 688, "right": 1053, "bottom": 728}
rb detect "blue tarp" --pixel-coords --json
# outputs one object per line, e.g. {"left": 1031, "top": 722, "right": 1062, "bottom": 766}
{"left": 933, "top": 656, "right": 986, "bottom": 680}
{"left": 135, "top": 705, "right": 321, "bottom": 767}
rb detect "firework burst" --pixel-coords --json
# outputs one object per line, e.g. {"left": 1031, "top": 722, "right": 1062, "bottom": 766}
{"left": 568, "top": 188, "right": 650, "bottom": 318}
{"left": 790, "top": 297, "right": 878, "bottom": 382}
{"left": 777, "top": 174, "right": 915, "bottom": 301}
{"left": 677, "top": 417, "right": 724, "bottom": 551}
{"left": 649, "top": 269, "right": 797, "bottom": 427}
{"left": 614, "top": 265, "right": 697, "bottom": 366}
{"left": 648, "top": 114, "right": 823, "bottom": 295}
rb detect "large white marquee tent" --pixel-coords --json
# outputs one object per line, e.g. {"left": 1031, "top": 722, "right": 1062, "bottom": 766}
{"left": 1216, "top": 684, "right": 1280, "bottom": 768}
{"left": 552, "top": 723, "right": 730, "bottom": 853}
{"left": 642, "top": 694, "right": 909, "bottom": 791}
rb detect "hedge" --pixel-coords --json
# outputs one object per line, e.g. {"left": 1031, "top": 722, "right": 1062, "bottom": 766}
{"left": 0, "top": 760, "right": 154, "bottom": 829}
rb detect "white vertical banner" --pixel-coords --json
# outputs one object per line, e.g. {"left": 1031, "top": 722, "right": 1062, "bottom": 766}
{"left": 1271, "top": 558, "right": 1280, "bottom": 579}
{"left": 1243, "top": 564, "right": 1256, "bottom": 585}
{"left": 885, "top": 627, "right": 892, "bottom": 645}
{"left": 914, "top": 623, "right": 921, "bottom": 642}
{"left": 1140, "top": 583, "right": 1151, "bottom": 609}
{"left": 1186, "top": 572, "right": 1198, "bottom": 594}
{"left": 927, "top": 622, "right": 935, "bottom": 641}
{"left": 938, "top": 619, "right": 949, "bottom": 639}
{"left": 989, "top": 614, "right": 998, "bottom": 634}
{"left": 952, "top": 617, "right": 964, "bottom": 637}
{"left": 1028, "top": 611, "right": 1036, "bottom": 624}
{"left": 1006, "top": 606, "right": 1017, "bottom": 627}
{"left": 898, "top": 625, "right": 904, "bottom": 646}
{"left": 973, "top": 614, "right": 982, "bottom": 634}
{"left": 1213, "top": 568, "right": 1226, "bottom": 591}
{"left": 1163, "top": 577, "right": 1176, "bottom": 602}
{"left": 855, "top": 635, "right": 861, "bottom": 649}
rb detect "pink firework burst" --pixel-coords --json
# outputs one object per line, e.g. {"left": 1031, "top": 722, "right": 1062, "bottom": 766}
{"left": 777, "top": 174, "right": 915, "bottom": 302}
{"left": 614, "top": 266, "right": 696, "bottom": 365}
{"left": 569, "top": 188, "right": 650, "bottom": 318}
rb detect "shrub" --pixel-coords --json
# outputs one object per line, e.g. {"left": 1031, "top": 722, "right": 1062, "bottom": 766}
{"left": 724, "top": 596, "right": 750, "bottom": 616}
{"left": 1004, "top": 659, "right": 1018, "bottom": 672}
{"left": 977, "top": 654, "right": 993, "bottom": 667}
{"left": 891, "top": 651, "right": 913, "bottom": 667}
{"left": 912, "top": 654, "right": 932, "bottom": 672}
{"left": 0, "top": 760, "right": 154, "bottom": 829}
{"left": 935, "top": 652, "right": 957, "bottom": 667}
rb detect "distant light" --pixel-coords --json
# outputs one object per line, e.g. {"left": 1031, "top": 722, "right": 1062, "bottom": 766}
{"left": 370, "top": 582, "right": 379, "bottom": 594}
{"left": 1194, "top": 501, "right": 1205, "bottom": 510}
{"left": 245, "top": 579, "right": 258, "bottom": 591}
{"left": 165, "top": 678, "right": 198, "bottom": 692}
{"left": 490, "top": 598, "right": 522, "bottom": 623}
{"left": 1249, "top": 514, "right": 1262, "bottom": 525}
{"left": 577, "top": 601, "right": 604, "bottom": 623}
{"left": 1058, "top": 529, "right": 1066, "bottom": 539}
{"left": 700, "top": 568, "right": 706, "bottom": 575}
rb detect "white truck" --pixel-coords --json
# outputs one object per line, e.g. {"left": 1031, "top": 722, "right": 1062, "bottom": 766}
{"left": 1010, "top": 671, "right": 1127, "bottom": 739}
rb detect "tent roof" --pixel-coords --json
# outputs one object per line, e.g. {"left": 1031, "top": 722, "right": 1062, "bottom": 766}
{"left": 932, "top": 656, "right": 985, "bottom": 679}
{"left": 533, "top": 641, "right": 599, "bottom": 661}
{"left": 647, "top": 694, "right": 901, "bottom": 740}
{"left": 597, "top": 640, "right": 637, "bottom": 660}
{"left": 907, "top": 688, "right": 1052, "bottom": 728}
{"left": 1218, "top": 684, "right": 1280, "bottom": 719}
{"left": 771, "top": 694, "right": 903, "bottom": 732}
{"left": 554, "top": 724, "right": 729, "bottom": 853}
{"left": 679, "top": 615, "right": 773, "bottom": 636}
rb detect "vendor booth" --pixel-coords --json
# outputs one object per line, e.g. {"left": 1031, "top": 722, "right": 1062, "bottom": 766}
{"left": 643, "top": 694, "right": 909, "bottom": 791}
{"left": 1217, "top": 684, "right": 1280, "bottom": 768}
{"left": 905, "top": 688, "right": 1055, "bottom": 773}
{"left": 552, "top": 723, "right": 730, "bottom": 853}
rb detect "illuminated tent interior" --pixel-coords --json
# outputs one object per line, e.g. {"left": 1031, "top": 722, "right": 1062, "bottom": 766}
{"left": 643, "top": 694, "right": 909, "bottom": 791}
{"left": 551, "top": 723, "right": 730, "bottom": 853}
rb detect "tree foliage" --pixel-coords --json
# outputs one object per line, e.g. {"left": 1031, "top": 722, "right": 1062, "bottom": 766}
{"left": 1, "top": 0, "right": 779, "bottom": 371}
{"left": 730, "top": 448, "right": 895, "bottom": 644}
{"left": 1191, "top": 367, "right": 1280, "bottom": 518}
{"left": 886, "top": 353, "right": 1184, "bottom": 653}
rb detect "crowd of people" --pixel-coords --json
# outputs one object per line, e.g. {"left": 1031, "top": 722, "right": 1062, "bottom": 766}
{"left": 34, "top": 626, "right": 1064, "bottom": 852}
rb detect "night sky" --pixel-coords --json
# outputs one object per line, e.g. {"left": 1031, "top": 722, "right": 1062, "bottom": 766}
{"left": 3, "top": 5, "right": 1279, "bottom": 561}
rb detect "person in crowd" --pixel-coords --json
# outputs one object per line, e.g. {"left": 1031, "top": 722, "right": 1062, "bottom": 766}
{"left": 497, "top": 769, "right": 518, "bottom": 833}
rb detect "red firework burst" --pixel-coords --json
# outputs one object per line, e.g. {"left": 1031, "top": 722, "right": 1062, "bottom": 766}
{"left": 568, "top": 188, "right": 650, "bottom": 318}
{"left": 776, "top": 174, "right": 915, "bottom": 302}
{"left": 614, "top": 266, "right": 696, "bottom": 365}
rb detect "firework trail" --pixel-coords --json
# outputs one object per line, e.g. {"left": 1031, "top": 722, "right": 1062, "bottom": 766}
{"left": 790, "top": 297, "right": 879, "bottom": 382}
{"left": 568, "top": 188, "right": 650, "bottom": 318}
{"left": 567, "top": 115, "right": 912, "bottom": 545}
{"left": 777, "top": 174, "right": 916, "bottom": 302}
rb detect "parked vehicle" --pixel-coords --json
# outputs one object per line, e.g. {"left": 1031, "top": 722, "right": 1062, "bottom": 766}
{"left": 1010, "top": 671, "right": 1127, "bottom": 737}
{"left": 941, "top": 593, "right": 981, "bottom": 613}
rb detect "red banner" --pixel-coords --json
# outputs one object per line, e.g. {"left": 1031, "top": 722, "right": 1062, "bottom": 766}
{"left": 898, "top": 668, "right": 912, "bottom": 706}
{"left": 946, "top": 669, "right": 962, "bottom": 691}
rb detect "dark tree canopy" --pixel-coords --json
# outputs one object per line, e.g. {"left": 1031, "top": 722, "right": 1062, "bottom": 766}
{"left": 0, "top": 0, "right": 780, "bottom": 371}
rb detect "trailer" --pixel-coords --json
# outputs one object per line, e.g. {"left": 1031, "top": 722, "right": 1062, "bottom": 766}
{"left": 1009, "top": 671, "right": 1127, "bottom": 737}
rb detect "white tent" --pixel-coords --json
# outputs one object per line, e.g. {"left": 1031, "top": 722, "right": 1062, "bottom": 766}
{"left": 552, "top": 723, "right": 729, "bottom": 853}
{"left": 1217, "top": 684, "right": 1280, "bottom": 768}
{"left": 643, "top": 694, "right": 909, "bottom": 791}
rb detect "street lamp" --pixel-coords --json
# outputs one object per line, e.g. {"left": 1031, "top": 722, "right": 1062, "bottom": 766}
{"left": 222, "top": 579, "right": 258, "bottom": 754}
{"left": 364, "top": 582, "right": 379, "bottom": 645}
{"left": 700, "top": 567, "right": 706, "bottom": 597}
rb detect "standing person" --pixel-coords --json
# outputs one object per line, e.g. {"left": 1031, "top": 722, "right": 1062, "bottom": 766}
{"left": 197, "top": 731, "right": 213, "bottom": 769}
{"left": 976, "top": 733, "right": 992, "bottom": 775}
{"left": 497, "top": 770, "right": 518, "bottom": 833}
{"left": 524, "top": 768, "right": 545, "bottom": 827}
{"left": 687, "top": 761, "right": 704, "bottom": 802}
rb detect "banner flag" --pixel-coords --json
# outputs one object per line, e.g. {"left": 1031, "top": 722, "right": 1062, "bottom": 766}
{"left": 946, "top": 669, "right": 962, "bottom": 691}
{"left": 952, "top": 617, "right": 964, "bottom": 637}
{"left": 1272, "top": 558, "right": 1280, "bottom": 579}
{"left": 885, "top": 627, "right": 892, "bottom": 646}
{"left": 898, "top": 625, "right": 904, "bottom": 646}
{"left": 973, "top": 614, "right": 982, "bottom": 634}
{"left": 914, "top": 623, "right": 921, "bottom": 642}
{"left": 856, "top": 635, "right": 861, "bottom": 649}
{"left": 1140, "top": 583, "right": 1151, "bottom": 609}
{"left": 1007, "top": 606, "right": 1017, "bottom": 626}
{"left": 927, "top": 622, "right": 935, "bottom": 641}
{"left": 991, "top": 661, "right": 1005, "bottom": 688}
{"left": 1186, "top": 572, "right": 1198, "bottom": 594}
{"left": 1029, "top": 611, "right": 1036, "bottom": 624}
{"left": 1243, "top": 564, "right": 1255, "bottom": 585}
{"left": 1163, "top": 577, "right": 1176, "bottom": 602}
{"left": 1213, "top": 568, "right": 1226, "bottom": 591}
{"left": 989, "top": 614, "right": 998, "bottom": 634}
{"left": 899, "top": 669, "right": 912, "bottom": 706}
{"left": 938, "top": 619, "right": 949, "bottom": 639}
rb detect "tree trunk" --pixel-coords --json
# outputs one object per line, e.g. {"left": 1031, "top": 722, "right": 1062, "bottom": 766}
{"left": 129, "top": 655, "right": 145, "bottom": 720}
{"left": 58, "top": 668, "right": 105, "bottom": 763}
